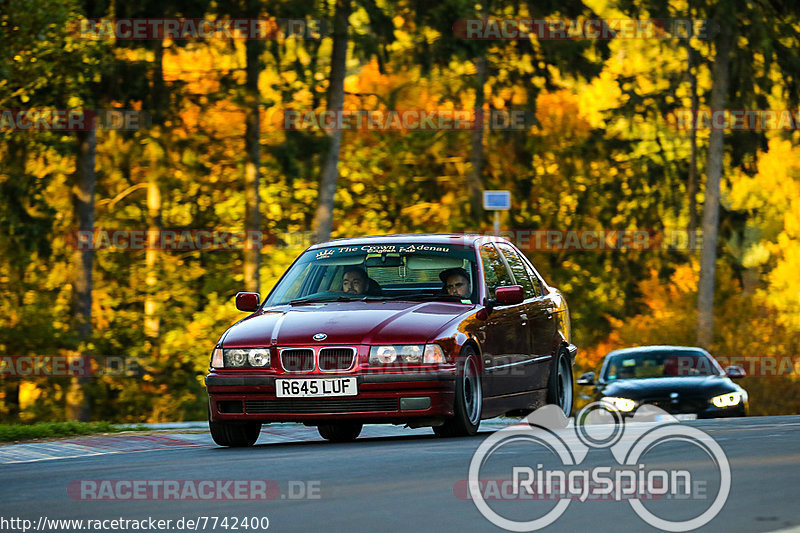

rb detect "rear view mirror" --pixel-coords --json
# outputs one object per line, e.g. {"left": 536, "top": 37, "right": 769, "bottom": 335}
{"left": 725, "top": 365, "right": 746, "bottom": 379}
{"left": 365, "top": 254, "right": 403, "bottom": 267}
{"left": 406, "top": 255, "right": 464, "bottom": 270}
{"left": 235, "top": 292, "right": 260, "bottom": 312}
{"left": 495, "top": 285, "right": 524, "bottom": 305}
{"left": 577, "top": 372, "right": 595, "bottom": 386}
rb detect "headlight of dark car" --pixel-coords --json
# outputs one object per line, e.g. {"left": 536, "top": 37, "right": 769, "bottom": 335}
{"left": 710, "top": 391, "right": 742, "bottom": 408}
{"left": 210, "top": 347, "right": 270, "bottom": 368}
{"left": 600, "top": 396, "right": 637, "bottom": 412}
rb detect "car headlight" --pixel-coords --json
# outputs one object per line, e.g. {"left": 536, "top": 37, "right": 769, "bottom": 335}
{"left": 247, "top": 348, "right": 270, "bottom": 367}
{"left": 369, "top": 344, "right": 446, "bottom": 364}
{"left": 370, "top": 345, "right": 398, "bottom": 364}
{"left": 225, "top": 349, "right": 248, "bottom": 367}
{"left": 601, "top": 397, "right": 637, "bottom": 412}
{"left": 214, "top": 348, "right": 271, "bottom": 368}
{"left": 711, "top": 391, "right": 742, "bottom": 408}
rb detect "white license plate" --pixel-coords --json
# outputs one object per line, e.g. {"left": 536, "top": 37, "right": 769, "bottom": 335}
{"left": 657, "top": 413, "right": 698, "bottom": 421}
{"left": 275, "top": 378, "right": 358, "bottom": 398}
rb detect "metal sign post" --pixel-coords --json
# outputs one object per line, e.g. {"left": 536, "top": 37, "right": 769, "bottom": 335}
{"left": 482, "top": 190, "right": 511, "bottom": 236}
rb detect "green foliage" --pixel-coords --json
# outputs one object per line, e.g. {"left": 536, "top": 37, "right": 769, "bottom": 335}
{"left": 0, "top": 420, "right": 149, "bottom": 442}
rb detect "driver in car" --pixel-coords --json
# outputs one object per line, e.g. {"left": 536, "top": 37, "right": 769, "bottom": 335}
{"left": 342, "top": 266, "right": 382, "bottom": 296}
{"left": 440, "top": 267, "right": 471, "bottom": 299}
{"left": 342, "top": 267, "right": 368, "bottom": 294}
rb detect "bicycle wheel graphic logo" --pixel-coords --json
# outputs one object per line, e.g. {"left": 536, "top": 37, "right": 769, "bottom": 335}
{"left": 468, "top": 402, "right": 731, "bottom": 532}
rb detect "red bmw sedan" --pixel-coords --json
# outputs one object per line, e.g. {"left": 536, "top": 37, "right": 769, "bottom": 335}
{"left": 206, "top": 234, "right": 576, "bottom": 445}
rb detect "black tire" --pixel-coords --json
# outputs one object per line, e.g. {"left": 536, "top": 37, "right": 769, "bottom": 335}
{"left": 209, "top": 419, "right": 261, "bottom": 447}
{"left": 546, "top": 347, "right": 574, "bottom": 416}
{"left": 318, "top": 422, "right": 363, "bottom": 442}
{"left": 434, "top": 347, "right": 482, "bottom": 437}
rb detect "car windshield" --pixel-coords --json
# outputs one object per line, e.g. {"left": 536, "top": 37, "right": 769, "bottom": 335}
{"left": 603, "top": 350, "right": 721, "bottom": 380}
{"left": 265, "top": 242, "right": 479, "bottom": 306}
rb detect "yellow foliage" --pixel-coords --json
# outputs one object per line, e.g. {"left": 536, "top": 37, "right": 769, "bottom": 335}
{"left": 535, "top": 90, "right": 592, "bottom": 143}
{"left": 728, "top": 138, "right": 800, "bottom": 329}
{"left": 578, "top": 70, "right": 622, "bottom": 128}
{"left": 344, "top": 59, "right": 443, "bottom": 112}
{"left": 579, "top": 264, "right": 699, "bottom": 373}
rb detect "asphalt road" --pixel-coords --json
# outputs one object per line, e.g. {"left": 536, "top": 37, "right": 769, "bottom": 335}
{"left": 1, "top": 416, "right": 799, "bottom": 533}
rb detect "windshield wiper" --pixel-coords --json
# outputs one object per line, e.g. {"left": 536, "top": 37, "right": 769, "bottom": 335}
{"left": 290, "top": 294, "right": 471, "bottom": 305}
{"left": 289, "top": 295, "right": 359, "bottom": 305}
{"left": 365, "top": 293, "right": 467, "bottom": 302}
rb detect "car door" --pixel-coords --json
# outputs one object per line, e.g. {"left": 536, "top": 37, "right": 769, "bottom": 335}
{"left": 524, "top": 256, "right": 559, "bottom": 389}
{"left": 479, "top": 243, "right": 532, "bottom": 397}
{"left": 496, "top": 243, "right": 552, "bottom": 391}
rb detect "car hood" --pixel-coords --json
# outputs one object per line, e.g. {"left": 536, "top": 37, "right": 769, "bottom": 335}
{"left": 598, "top": 376, "right": 737, "bottom": 400}
{"left": 221, "top": 300, "right": 473, "bottom": 347}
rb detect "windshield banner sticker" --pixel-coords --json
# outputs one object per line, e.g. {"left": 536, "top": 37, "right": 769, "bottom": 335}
{"left": 315, "top": 244, "right": 452, "bottom": 259}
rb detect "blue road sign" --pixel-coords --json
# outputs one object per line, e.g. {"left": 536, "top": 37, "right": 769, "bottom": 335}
{"left": 483, "top": 190, "right": 511, "bottom": 210}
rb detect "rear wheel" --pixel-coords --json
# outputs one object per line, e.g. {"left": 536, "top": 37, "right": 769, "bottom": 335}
{"left": 434, "top": 347, "right": 482, "bottom": 437}
{"left": 546, "top": 347, "right": 573, "bottom": 416}
{"left": 318, "top": 422, "right": 363, "bottom": 442}
{"left": 209, "top": 420, "right": 261, "bottom": 447}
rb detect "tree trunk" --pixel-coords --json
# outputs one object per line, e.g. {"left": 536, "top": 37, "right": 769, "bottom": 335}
{"left": 469, "top": 54, "right": 487, "bottom": 226}
{"left": 3, "top": 140, "right": 26, "bottom": 422}
{"left": 312, "top": 0, "right": 351, "bottom": 243}
{"left": 697, "top": 25, "right": 733, "bottom": 348}
{"left": 244, "top": 35, "right": 263, "bottom": 292}
{"left": 4, "top": 384, "right": 20, "bottom": 422}
{"left": 686, "top": 39, "right": 698, "bottom": 252}
{"left": 145, "top": 41, "right": 165, "bottom": 342}
{"left": 67, "top": 126, "right": 96, "bottom": 421}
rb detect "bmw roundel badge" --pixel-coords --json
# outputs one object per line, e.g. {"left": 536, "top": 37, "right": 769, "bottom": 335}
{"left": 313, "top": 333, "right": 327, "bottom": 341}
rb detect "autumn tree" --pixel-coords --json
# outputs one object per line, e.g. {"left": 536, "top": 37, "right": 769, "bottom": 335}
{"left": 312, "top": 0, "right": 352, "bottom": 243}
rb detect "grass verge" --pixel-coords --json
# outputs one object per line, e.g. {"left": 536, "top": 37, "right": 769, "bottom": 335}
{"left": 0, "top": 421, "right": 150, "bottom": 443}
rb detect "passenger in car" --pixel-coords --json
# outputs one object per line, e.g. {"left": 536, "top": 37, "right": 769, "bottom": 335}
{"left": 440, "top": 267, "right": 471, "bottom": 298}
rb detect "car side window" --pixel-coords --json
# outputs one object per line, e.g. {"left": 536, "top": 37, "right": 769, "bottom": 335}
{"left": 480, "top": 243, "right": 513, "bottom": 298}
{"left": 496, "top": 243, "right": 539, "bottom": 299}
{"left": 522, "top": 262, "right": 545, "bottom": 297}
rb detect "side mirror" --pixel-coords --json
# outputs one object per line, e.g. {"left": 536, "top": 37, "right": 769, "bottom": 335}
{"left": 235, "top": 291, "right": 260, "bottom": 312}
{"left": 725, "top": 365, "right": 746, "bottom": 379}
{"left": 576, "top": 372, "right": 595, "bottom": 386}
{"left": 495, "top": 285, "right": 524, "bottom": 306}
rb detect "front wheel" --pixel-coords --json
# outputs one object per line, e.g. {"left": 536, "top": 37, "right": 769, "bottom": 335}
{"left": 434, "top": 347, "right": 482, "bottom": 437}
{"left": 546, "top": 347, "right": 573, "bottom": 416}
{"left": 209, "top": 420, "right": 261, "bottom": 447}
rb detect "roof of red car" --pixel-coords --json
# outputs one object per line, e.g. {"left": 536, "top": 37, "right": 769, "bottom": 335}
{"left": 308, "top": 233, "right": 508, "bottom": 250}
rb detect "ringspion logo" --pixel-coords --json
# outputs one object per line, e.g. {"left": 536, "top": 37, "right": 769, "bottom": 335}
{"left": 467, "top": 403, "right": 730, "bottom": 531}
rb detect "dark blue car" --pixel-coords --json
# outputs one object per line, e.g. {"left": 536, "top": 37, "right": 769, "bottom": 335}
{"left": 577, "top": 345, "right": 748, "bottom": 418}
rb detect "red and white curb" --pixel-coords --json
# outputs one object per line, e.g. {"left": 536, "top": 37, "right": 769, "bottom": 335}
{"left": 0, "top": 434, "right": 210, "bottom": 464}
{"left": 0, "top": 419, "right": 517, "bottom": 464}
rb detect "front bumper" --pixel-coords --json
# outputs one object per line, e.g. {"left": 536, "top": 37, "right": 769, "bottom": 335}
{"left": 206, "top": 370, "right": 457, "bottom": 424}
{"left": 613, "top": 398, "right": 748, "bottom": 419}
